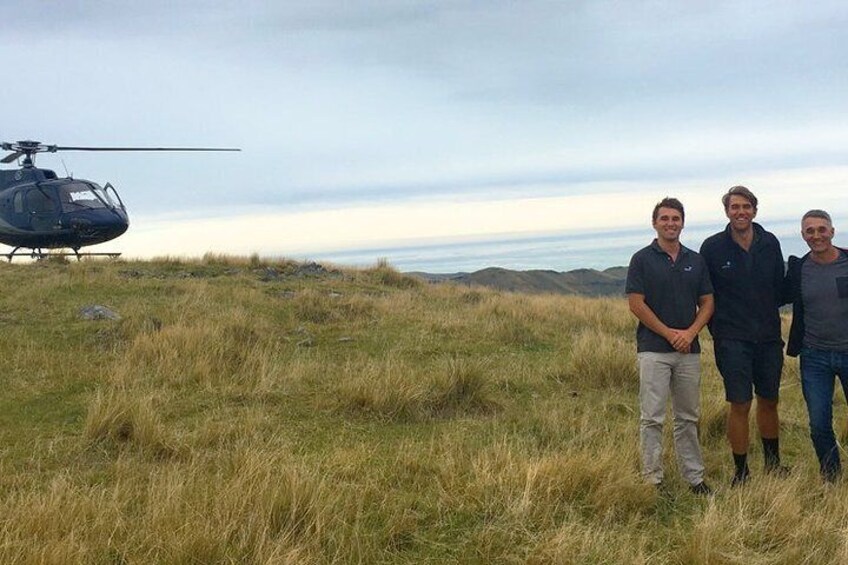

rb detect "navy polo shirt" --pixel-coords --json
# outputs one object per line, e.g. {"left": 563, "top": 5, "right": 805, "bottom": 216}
{"left": 626, "top": 240, "right": 713, "bottom": 353}
{"left": 699, "top": 223, "right": 784, "bottom": 343}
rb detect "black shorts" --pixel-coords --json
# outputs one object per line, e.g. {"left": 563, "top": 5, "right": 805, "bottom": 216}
{"left": 714, "top": 339, "right": 784, "bottom": 403}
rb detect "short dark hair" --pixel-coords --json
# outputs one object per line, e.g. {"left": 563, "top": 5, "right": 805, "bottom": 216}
{"left": 652, "top": 197, "right": 685, "bottom": 224}
{"left": 802, "top": 209, "right": 832, "bottom": 225}
{"left": 722, "top": 185, "right": 758, "bottom": 211}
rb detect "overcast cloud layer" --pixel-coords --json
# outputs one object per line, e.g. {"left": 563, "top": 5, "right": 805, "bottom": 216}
{"left": 1, "top": 1, "right": 846, "bottom": 269}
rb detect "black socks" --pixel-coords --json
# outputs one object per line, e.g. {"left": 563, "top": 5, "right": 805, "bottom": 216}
{"left": 732, "top": 452, "right": 750, "bottom": 486}
{"left": 762, "top": 437, "right": 780, "bottom": 469}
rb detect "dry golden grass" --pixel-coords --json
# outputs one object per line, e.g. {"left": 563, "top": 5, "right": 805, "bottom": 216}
{"left": 0, "top": 258, "right": 842, "bottom": 563}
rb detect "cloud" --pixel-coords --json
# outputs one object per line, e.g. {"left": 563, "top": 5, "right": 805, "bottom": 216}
{"left": 115, "top": 165, "right": 848, "bottom": 260}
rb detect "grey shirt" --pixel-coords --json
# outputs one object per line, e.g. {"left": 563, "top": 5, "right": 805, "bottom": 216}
{"left": 802, "top": 253, "right": 848, "bottom": 350}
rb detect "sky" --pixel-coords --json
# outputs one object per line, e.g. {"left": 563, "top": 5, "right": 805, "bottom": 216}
{"left": 1, "top": 1, "right": 847, "bottom": 271}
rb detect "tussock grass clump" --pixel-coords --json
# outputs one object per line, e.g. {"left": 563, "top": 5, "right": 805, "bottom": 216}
{"left": 335, "top": 356, "right": 496, "bottom": 421}
{"left": 84, "top": 390, "right": 176, "bottom": 457}
{"left": 682, "top": 475, "right": 839, "bottom": 563}
{"left": 429, "top": 438, "right": 652, "bottom": 561}
{"left": 293, "top": 288, "right": 377, "bottom": 324}
{"left": 476, "top": 295, "right": 555, "bottom": 349}
{"left": 201, "top": 251, "right": 268, "bottom": 267}
{"left": 0, "top": 473, "right": 125, "bottom": 563}
{"left": 428, "top": 357, "right": 497, "bottom": 416}
{"left": 115, "top": 317, "right": 280, "bottom": 391}
{"left": 528, "top": 521, "right": 653, "bottom": 564}
{"left": 565, "top": 328, "right": 638, "bottom": 388}
{"left": 364, "top": 258, "right": 422, "bottom": 289}
{"left": 492, "top": 316, "right": 546, "bottom": 349}
{"left": 90, "top": 315, "right": 165, "bottom": 353}
{"left": 0, "top": 452, "right": 344, "bottom": 563}
{"left": 515, "top": 446, "right": 651, "bottom": 521}
{"left": 498, "top": 294, "right": 632, "bottom": 337}
{"left": 148, "top": 254, "right": 190, "bottom": 265}
{"left": 336, "top": 356, "right": 425, "bottom": 421}
{"left": 140, "top": 453, "right": 332, "bottom": 562}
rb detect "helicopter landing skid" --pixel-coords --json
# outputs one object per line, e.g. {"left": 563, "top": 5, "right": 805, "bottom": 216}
{"left": 4, "top": 247, "right": 121, "bottom": 262}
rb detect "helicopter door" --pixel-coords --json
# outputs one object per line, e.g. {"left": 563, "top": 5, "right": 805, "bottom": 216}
{"left": 25, "top": 188, "right": 59, "bottom": 231}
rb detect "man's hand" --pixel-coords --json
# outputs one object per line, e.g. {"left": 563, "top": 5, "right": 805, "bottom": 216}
{"left": 666, "top": 329, "right": 695, "bottom": 353}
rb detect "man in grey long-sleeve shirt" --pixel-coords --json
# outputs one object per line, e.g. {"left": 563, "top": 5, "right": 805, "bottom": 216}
{"left": 785, "top": 209, "right": 848, "bottom": 481}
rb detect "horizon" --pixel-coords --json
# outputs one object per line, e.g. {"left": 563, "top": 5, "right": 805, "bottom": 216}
{"left": 290, "top": 214, "right": 830, "bottom": 274}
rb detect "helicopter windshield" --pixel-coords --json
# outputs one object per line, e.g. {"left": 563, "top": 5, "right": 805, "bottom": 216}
{"left": 101, "top": 183, "right": 124, "bottom": 210}
{"left": 59, "top": 182, "right": 112, "bottom": 211}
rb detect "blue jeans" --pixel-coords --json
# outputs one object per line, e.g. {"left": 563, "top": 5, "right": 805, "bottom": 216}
{"left": 800, "top": 347, "right": 848, "bottom": 479}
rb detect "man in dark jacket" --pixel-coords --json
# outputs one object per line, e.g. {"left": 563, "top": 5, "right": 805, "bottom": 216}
{"left": 700, "top": 186, "right": 789, "bottom": 486}
{"left": 785, "top": 209, "right": 848, "bottom": 481}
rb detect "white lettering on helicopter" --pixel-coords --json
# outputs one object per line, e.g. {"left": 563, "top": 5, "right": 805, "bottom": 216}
{"left": 69, "top": 190, "right": 98, "bottom": 202}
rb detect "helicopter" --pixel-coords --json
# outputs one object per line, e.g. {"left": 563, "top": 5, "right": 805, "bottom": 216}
{"left": 0, "top": 140, "right": 239, "bottom": 261}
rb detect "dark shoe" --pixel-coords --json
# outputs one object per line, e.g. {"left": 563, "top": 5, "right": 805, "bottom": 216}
{"left": 731, "top": 466, "right": 750, "bottom": 488}
{"left": 765, "top": 464, "right": 791, "bottom": 478}
{"left": 690, "top": 481, "right": 713, "bottom": 495}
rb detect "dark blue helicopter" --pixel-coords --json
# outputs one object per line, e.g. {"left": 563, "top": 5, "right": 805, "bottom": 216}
{"left": 0, "top": 140, "right": 238, "bottom": 261}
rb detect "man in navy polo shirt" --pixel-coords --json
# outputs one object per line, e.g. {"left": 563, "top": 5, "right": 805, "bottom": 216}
{"left": 700, "top": 186, "right": 789, "bottom": 486}
{"left": 626, "top": 197, "right": 714, "bottom": 494}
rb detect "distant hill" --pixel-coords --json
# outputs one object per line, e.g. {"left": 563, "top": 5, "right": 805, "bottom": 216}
{"left": 409, "top": 266, "right": 628, "bottom": 296}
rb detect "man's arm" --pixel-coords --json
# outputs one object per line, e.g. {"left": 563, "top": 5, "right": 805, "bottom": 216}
{"left": 773, "top": 238, "right": 789, "bottom": 306}
{"left": 781, "top": 256, "right": 797, "bottom": 306}
{"left": 627, "top": 292, "right": 676, "bottom": 345}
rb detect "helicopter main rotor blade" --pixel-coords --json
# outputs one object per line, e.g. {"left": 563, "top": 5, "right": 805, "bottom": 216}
{"left": 1, "top": 151, "right": 23, "bottom": 163}
{"left": 52, "top": 146, "right": 240, "bottom": 152}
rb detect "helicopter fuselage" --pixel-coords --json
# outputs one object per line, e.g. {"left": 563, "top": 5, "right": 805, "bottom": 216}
{"left": 0, "top": 167, "right": 129, "bottom": 251}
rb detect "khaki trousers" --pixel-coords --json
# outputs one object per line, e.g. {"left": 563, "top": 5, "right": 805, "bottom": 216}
{"left": 638, "top": 351, "right": 705, "bottom": 486}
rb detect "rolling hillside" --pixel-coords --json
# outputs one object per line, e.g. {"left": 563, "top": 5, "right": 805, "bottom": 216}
{"left": 410, "top": 265, "right": 628, "bottom": 296}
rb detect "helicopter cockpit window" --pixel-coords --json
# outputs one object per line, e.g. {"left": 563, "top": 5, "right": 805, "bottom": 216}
{"left": 59, "top": 183, "right": 108, "bottom": 211}
{"left": 13, "top": 191, "right": 23, "bottom": 214}
{"left": 91, "top": 183, "right": 122, "bottom": 209}
{"left": 102, "top": 184, "right": 124, "bottom": 210}
{"left": 26, "top": 188, "right": 57, "bottom": 214}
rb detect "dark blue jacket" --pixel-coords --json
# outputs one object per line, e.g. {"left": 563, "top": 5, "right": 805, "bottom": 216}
{"left": 699, "top": 223, "right": 785, "bottom": 343}
{"left": 785, "top": 248, "right": 848, "bottom": 357}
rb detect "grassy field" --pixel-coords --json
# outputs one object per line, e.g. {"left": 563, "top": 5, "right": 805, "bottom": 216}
{"left": 0, "top": 256, "right": 846, "bottom": 564}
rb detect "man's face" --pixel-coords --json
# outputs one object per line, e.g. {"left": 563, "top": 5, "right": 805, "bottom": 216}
{"left": 653, "top": 206, "right": 684, "bottom": 243}
{"left": 725, "top": 194, "right": 757, "bottom": 232}
{"left": 802, "top": 216, "right": 835, "bottom": 254}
